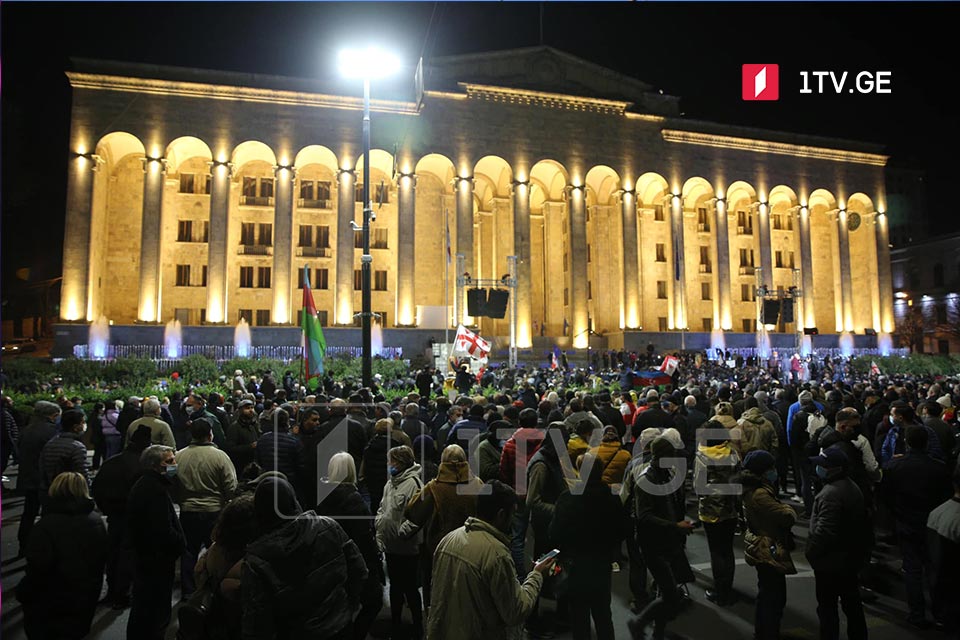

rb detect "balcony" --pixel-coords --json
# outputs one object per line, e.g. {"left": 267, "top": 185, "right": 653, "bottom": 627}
{"left": 697, "top": 223, "right": 710, "bottom": 233}
{"left": 238, "top": 245, "right": 273, "bottom": 256}
{"left": 739, "top": 265, "right": 755, "bottom": 276}
{"left": 297, "top": 246, "right": 331, "bottom": 258}
{"left": 737, "top": 225, "right": 753, "bottom": 236}
{"left": 299, "top": 198, "right": 331, "bottom": 210}
{"left": 699, "top": 263, "right": 712, "bottom": 274}
{"left": 241, "top": 196, "right": 274, "bottom": 207}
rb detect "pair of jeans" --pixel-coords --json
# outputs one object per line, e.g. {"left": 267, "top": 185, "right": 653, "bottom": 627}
{"left": 898, "top": 528, "right": 932, "bottom": 620}
{"left": 755, "top": 564, "right": 787, "bottom": 640}
{"left": 704, "top": 519, "right": 737, "bottom": 597}
{"left": 813, "top": 569, "right": 867, "bottom": 640}
{"left": 128, "top": 559, "right": 176, "bottom": 640}
{"left": 511, "top": 500, "right": 530, "bottom": 577}
{"left": 179, "top": 510, "right": 219, "bottom": 595}
{"left": 105, "top": 514, "right": 134, "bottom": 600}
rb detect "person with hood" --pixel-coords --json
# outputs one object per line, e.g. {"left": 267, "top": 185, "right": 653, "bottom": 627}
{"left": 361, "top": 417, "right": 411, "bottom": 516}
{"left": 477, "top": 419, "right": 508, "bottom": 482}
{"left": 402, "top": 444, "right": 483, "bottom": 609}
{"left": 550, "top": 453, "right": 624, "bottom": 640}
{"left": 525, "top": 423, "right": 571, "bottom": 636}
{"left": 101, "top": 399, "right": 124, "bottom": 461}
{"left": 427, "top": 480, "right": 554, "bottom": 640}
{"left": 804, "top": 448, "right": 869, "bottom": 640}
{"left": 18, "top": 471, "right": 108, "bottom": 640}
{"left": 375, "top": 445, "right": 425, "bottom": 638}
{"left": 126, "top": 445, "right": 187, "bottom": 640}
{"left": 225, "top": 398, "right": 261, "bottom": 474}
{"left": 243, "top": 476, "right": 367, "bottom": 639}
{"left": 705, "top": 401, "right": 738, "bottom": 433}
{"left": 587, "top": 425, "right": 632, "bottom": 486}
{"left": 739, "top": 450, "right": 797, "bottom": 639}
{"left": 315, "top": 452, "right": 384, "bottom": 640}
{"left": 91, "top": 424, "right": 152, "bottom": 609}
{"left": 628, "top": 437, "right": 696, "bottom": 640}
{"left": 563, "top": 397, "right": 603, "bottom": 434}
{"left": 620, "top": 427, "right": 659, "bottom": 612}
{"left": 694, "top": 433, "right": 742, "bottom": 606}
{"left": 736, "top": 398, "right": 778, "bottom": 457}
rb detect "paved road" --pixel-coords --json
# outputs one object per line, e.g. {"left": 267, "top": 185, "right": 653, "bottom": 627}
{"left": 0, "top": 460, "right": 940, "bottom": 640}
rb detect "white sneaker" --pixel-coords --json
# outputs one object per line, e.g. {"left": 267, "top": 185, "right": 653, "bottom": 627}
{"left": 611, "top": 562, "right": 620, "bottom": 573}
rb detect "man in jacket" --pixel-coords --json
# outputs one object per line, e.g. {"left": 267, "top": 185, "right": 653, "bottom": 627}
{"left": 628, "top": 436, "right": 696, "bottom": 640}
{"left": 805, "top": 448, "right": 869, "bottom": 640}
{"left": 428, "top": 479, "right": 555, "bottom": 640}
{"left": 225, "top": 398, "right": 260, "bottom": 474}
{"left": 91, "top": 424, "right": 152, "bottom": 609}
{"left": 176, "top": 419, "right": 238, "bottom": 598}
{"left": 125, "top": 398, "right": 176, "bottom": 449}
{"left": 593, "top": 391, "right": 626, "bottom": 439}
{"left": 126, "top": 444, "right": 186, "bottom": 640}
{"left": 16, "top": 401, "right": 61, "bottom": 554}
{"left": 499, "top": 408, "right": 545, "bottom": 577}
{"left": 695, "top": 434, "right": 742, "bottom": 606}
{"left": 920, "top": 400, "right": 957, "bottom": 468}
{"left": 243, "top": 476, "right": 366, "bottom": 639}
{"left": 255, "top": 407, "right": 303, "bottom": 486}
{"left": 738, "top": 397, "right": 779, "bottom": 457}
{"left": 880, "top": 426, "right": 953, "bottom": 629}
{"left": 39, "top": 408, "right": 89, "bottom": 490}
{"left": 321, "top": 398, "right": 370, "bottom": 471}
{"left": 880, "top": 403, "right": 943, "bottom": 465}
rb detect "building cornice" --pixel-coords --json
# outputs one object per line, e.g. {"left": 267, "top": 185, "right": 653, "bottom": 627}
{"left": 460, "top": 82, "right": 630, "bottom": 115}
{"left": 66, "top": 72, "right": 420, "bottom": 116}
{"left": 661, "top": 130, "right": 888, "bottom": 166}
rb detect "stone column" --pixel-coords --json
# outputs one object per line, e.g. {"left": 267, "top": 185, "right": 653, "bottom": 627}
{"left": 670, "top": 194, "right": 686, "bottom": 329}
{"left": 396, "top": 173, "right": 416, "bottom": 326}
{"left": 335, "top": 168, "right": 356, "bottom": 325}
{"left": 205, "top": 161, "right": 233, "bottom": 323}
{"left": 837, "top": 209, "right": 855, "bottom": 332}
{"left": 60, "top": 153, "right": 102, "bottom": 321}
{"left": 714, "top": 198, "right": 732, "bottom": 330}
{"left": 512, "top": 179, "right": 532, "bottom": 347}
{"left": 455, "top": 176, "right": 474, "bottom": 327}
{"left": 272, "top": 165, "right": 295, "bottom": 324}
{"left": 875, "top": 212, "right": 894, "bottom": 333}
{"left": 757, "top": 202, "right": 773, "bottom": 290}
{"left": 621, "top": 190, "right": 640, "bottom": 329}
{"left": 797, "top": 205, "right": 816, "bottom": 329}
{"left": 137, "top": 157, "right": 167, "bottom": 322}
{"left": 568, "top": 184, "right": 588, "bottom": 348}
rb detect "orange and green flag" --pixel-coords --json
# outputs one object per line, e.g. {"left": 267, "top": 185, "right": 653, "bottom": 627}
{"left": 302, "top": 266, "right": 326, "bottom": 385}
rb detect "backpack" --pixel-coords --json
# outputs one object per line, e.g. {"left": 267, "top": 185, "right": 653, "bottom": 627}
{"left": 806, "top": 411, "right": 828, "bottom": 437}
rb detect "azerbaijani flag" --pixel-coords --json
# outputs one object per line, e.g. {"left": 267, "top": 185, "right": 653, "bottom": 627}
{"left": 302, "top": 266, "right": 326, "bottom": 385}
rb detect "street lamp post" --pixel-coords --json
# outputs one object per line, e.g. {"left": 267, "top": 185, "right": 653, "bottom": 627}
{"left": 339, "top": 47, "right": 400, "bottom": 389}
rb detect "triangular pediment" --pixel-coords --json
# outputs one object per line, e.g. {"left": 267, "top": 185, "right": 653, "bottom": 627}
{"left": 425, "top": 46, "right": 680, "bottom": 116}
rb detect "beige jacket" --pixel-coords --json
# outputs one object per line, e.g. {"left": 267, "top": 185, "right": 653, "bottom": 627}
{"left": 126, "top": 415, "right": 176, "bottom": 449}
{"left": 427, "top": 517, "right": 543, "bottom": 640}
{"left": 175, "top": 442, "right": 238, "bottom": 513}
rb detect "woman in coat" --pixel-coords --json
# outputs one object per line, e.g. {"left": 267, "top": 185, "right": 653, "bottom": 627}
{"left": 375, "top": 445, "right": 424, "bottom": 638}
{"left": 317, "top": 452, "right": 385, "bottom": 640}
{"left": 402, "top": 444, "right": 483, "bottom": 608}
{"left": 740, "top": 450, "right": 797, "bottom": 640}
{"left": 361, "top": 418, "right": 411, "bottom": 515}
{"left": 18, "top": 471, "right": 108, "bottom": 639}
{"left": 101, "top": 399, "right": 124, "bottom": 460}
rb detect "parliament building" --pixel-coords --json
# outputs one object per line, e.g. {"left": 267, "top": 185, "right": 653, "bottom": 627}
{"left": 59, "top": 47, "right": 893, "bottom": 351}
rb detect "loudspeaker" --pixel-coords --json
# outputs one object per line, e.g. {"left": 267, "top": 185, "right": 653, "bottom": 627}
{"left": 803, "top": 327, "right": 819, "bottom": 336}
{"left": 467, "top": 288, "right": 487, "bottom": 317}
{"left": 485, "top": 289, "right": 510, "bottom": 319}
{"left": 781, "top": 298, "right": 794, "bottom": 323}
{"left": 762, "top": 299, "right": 781, "bottom": 325}
{"left": 864, "top": 328, "right": 877, "bottom": 336}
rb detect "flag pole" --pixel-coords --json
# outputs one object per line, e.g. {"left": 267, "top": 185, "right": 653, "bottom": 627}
{"left": 300, "top": 264, "right": 306, "bottom": 401}
{"left": 444, "top": 210, "right": 450, "bottom": 354}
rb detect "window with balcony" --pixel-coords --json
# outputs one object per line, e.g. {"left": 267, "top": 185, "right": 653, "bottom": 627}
{"left": 699, "top": 246, "right": 711, "bottom": 273}
{"left": 697, "top": 207, "right": 711, "bottom": 232}
{"left": 257, "top": 267, "right": 271, "bottom": 288}
{"left": 737, "top": 210, "right": 753, "bottom": 235}
{"left": 298, "top": 225, "right": 313, "bottom": 247}
{"left": 258, "top": 223, "right": 272, "bottom": 246}
{"left": 317, "top": 226, "right": 330, "bottom": 248}
{"left": 176, "top": 264, "right": 191, "bottom": 287}
{"left": 240, "top": 223, "right": 256, "bottom": 245}
{"left": 316, "top": 268, "right": 329, "bottom": 290}
{"left": 657, "top": 281, "right": 667, "bottom": 299}
{"left": 259, "top": 178, "right": 274, "bottom": 199}
{"left": 241, "top": 177, "right": 273, "bottom": 206}
{"left": 179, "top": 173, "right": 195, "bottom": 194}
{"left": 178, "top": 220, "right": 193, "bottom": 242}
{"left": 655, "top": 243, "right": 666, "bottom": 262}
{"left": 239, "top": 266, "right": 254, "bottom": 288}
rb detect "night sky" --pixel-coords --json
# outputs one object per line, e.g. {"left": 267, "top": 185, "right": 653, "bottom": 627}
{"left": 3, "top": 2, "right": 957, "bottom": 296}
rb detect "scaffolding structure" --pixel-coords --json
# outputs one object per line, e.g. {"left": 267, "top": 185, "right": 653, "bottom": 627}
{"left": 454, "top": 253, "right": 518, "bottom": 368}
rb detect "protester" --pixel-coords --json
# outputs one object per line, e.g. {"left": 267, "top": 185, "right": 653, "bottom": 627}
{"left": 694, "top": 432, "right": 742, "bottom": 606}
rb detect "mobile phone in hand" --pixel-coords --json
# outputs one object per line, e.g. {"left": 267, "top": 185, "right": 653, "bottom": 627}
{"left": 537, "top": 548, "right": 560, "bottom": 563}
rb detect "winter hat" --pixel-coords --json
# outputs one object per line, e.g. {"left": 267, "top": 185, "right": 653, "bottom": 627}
{"left": 238, "top": 399, "right": 255, "bottom": 409}
{"left": 34, "top": 400, "right": 62, "bottom": 418}
{"left": 650, "top": 436, "right": 675, "bottom": 460}
{"left": 742, "top": 450, "right": 776, "bottom": 475}
{"left": 798, "top": 391, "right": 814, "bottom": 403}
{"left": 61, "top": 409, "right": 86, "bottom": 431}
{"left": 646, "top": 389, "right": 660, "bottom": 401}
{"left": 638, "top": 428, "right": 661, "bottom": 452}
{"left": 937, "top": 394, "right": 954, "bottom": 409}
{"left": 254, "top": 476, "right": 302, "bottom": 532}
{"left": 660, "top": 428, "right": 684, "bottom": 451}
{"left": 715, "top": 402, "right": 734, "bottom": 417}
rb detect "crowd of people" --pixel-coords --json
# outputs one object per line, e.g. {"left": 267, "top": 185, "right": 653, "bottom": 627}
{"left": 3, "top": 352, "right": 960, "bottom": 640}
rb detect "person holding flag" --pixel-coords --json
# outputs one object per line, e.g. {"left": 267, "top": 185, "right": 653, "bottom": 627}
{"left": 551, "top": 346, "right": 560, "bottom": 371}
{"left": 301, "top": 266, "right": 326, "bottom": 394}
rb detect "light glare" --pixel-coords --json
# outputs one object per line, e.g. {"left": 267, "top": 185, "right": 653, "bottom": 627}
{"left": 338, "top": 47, "right": 401, "bottom": 80}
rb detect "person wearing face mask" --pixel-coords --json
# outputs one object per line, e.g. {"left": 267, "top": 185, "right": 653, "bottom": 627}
{"left": 740, "top": 450, "right": 797, "bottom": 640}
{"left": 880, "top": 402, "right": 944, "bottom": 466}
{"left": 126, "top": 445, "right": 187, "bottom": 640}
{"left": 375, "top": 445, "right": 425, "bottom": 639}
{"left": 804, "top": 448, "right": 870, "bottom": 640}
{"left": 39, "top": 409, "right": 90, "bottom": 492}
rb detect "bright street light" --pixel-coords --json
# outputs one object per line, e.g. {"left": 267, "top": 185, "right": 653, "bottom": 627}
{"left": 338, "top": 47, "right": 401, "bottom": 80}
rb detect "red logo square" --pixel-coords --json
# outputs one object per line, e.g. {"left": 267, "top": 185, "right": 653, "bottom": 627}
{"left": 742, "top": 64, "right": 779, "bottom": 101}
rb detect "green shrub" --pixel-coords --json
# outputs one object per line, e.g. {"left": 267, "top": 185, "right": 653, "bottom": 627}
{"left": 56, "top": 358, "right": 106, "bottom": 386}
{"left": 220, "top": 357, "right": 287, "bottom": 380}
{"left": 102, "top": 356, "right": 158, "bottom": 386}
{"left": 2, "top": 358, "right": 55, "bottom": 390}
{"left": 177, "top": 354, "right": 219, "bottom": 384}
{"left": 850, "top": 354, "right": 960, "bottom": 377}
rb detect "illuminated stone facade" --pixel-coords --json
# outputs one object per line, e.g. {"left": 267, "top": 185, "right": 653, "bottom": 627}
{"left": 60, "top": 48, "right": 894, "bottom": 348}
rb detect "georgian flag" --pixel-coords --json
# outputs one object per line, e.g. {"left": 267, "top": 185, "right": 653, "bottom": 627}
{"left": 660, "top": 354, "right": 679, "bottom": 376}
{"left": 453, "top": 324, "right": 491, "bottom": 360}
{"left": 870, "top": 361, "right": 881, "bottom": 376}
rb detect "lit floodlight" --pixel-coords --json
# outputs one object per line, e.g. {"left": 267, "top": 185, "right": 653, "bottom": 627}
{"left": 338, "top": 47, "right": 401, "bottom": 80}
